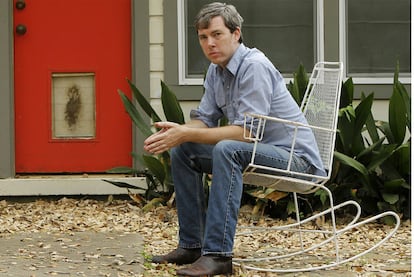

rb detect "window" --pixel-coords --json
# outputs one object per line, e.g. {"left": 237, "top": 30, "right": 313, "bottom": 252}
{"left": 341, "top": 0, "right": 411, "bottom": 83}
{"left": 178, "top": 0, "right": 322, "bottom": 85}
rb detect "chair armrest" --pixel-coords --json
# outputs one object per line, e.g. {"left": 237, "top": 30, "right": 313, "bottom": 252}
{"left": 243, "top": 112, "right": 335, "bottom": 142}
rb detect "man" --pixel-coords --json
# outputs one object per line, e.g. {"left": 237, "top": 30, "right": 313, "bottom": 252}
{"left": 144, "top": 2, "right": 325, "bottom": 276}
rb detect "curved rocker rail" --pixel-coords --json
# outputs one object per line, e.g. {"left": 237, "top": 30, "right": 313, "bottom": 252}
{"left": 233, "top": 211, "right": 400, "bottom": 273}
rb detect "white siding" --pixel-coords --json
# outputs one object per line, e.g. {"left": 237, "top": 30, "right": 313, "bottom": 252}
{"left": 149, "top": 0, "right": 164, "bottom": 104}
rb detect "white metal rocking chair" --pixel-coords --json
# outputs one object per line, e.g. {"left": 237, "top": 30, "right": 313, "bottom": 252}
{"left": 234, "top": 62, "right": 400, "bottom": 273}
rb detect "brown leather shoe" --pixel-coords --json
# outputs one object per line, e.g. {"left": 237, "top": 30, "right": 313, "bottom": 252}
{"left": 151, "top": 247, "right": 201, "bottom": 265}
{"left": 176, "top": 255, "right": 233, "bottom": 276}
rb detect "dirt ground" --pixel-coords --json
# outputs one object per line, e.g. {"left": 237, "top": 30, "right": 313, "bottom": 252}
{"left": 0, "top": 197, "right": 411, "bottom": 276}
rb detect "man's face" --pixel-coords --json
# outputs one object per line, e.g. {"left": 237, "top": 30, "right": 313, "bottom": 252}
{"left": 197, "top": 16, "right": 241, "bottom": 68}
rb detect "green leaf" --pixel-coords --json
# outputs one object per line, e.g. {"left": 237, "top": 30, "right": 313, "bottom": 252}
{"left": 334, "top": 151, "right": 369, "bottom": 178}
{"left": 127, "top": 79, "right": 161, "bottom": 122}
{"left": 384, "top": 178, "right": 408, "bottom": 192}
{"left": 389, "top": 81, "right": 407, "bottom": 145}
{"left": 106, "top": 166, "right": 137, "bottom": 174}
{"left": 381, "top": 193, "right": 399, "bottom": 205}
{"left": 396, "top": 80, "right": 411, "bottom": 132}
{"left": 161, "top": 81, "right": 185, "bottom": 124}
{"left": 366, "top": 144, "right": 397, "bottom": 172}
{"left": 340, "top": 78, "right": 354, "bottom": 108}
{"left": 354, "top": 93, "right": 374, "bottom": 136}
{"left": 142, "top": 154, "right": 166, "bottom": 185}
{"left": 377, "top": 121, "right": 394, "bottom": 143}
{"left": 287, "top": 64, "right": 309, "bottom": 106}
{"left": 160, "top": 151, "right": 172, "bottom": 186}
{"left": 131, "top": 151, "right": 143, "bottom": 162}
{"left": 356, "top": 137, "right": 385, "bottom": 159}
{"left": 351, "top": 93, "right": 374, "bottom": 153}
{"left": 287, "top": 80, "right": 300, "bottom": 105}
{"left": 382, "top": 215, "right": 398, "bottom": 225}
{"left": 219, "top": 116, "right": 229, "bottom": 127}
{"left": 296, "top": 63, "right": 309, "bottom": 102}
{"left": 314, "top": 189, "right": 328, "bottom": 206}
{"left": 102, "top": 179, "right": 145, "bottom": 190}
{"left": 118, "top": 90, "right": 153, "bottom": 137}
{"left": 286, "top": 200, "right": 296, "bottom": 215}
{"left": 360, "top": 93, "right": 380, "bottom": 143}
{"left": 337, "top": 105, "right": 357, "bottom": 154}
{"left": 394, "top": 142, "right": 411, "bottom": 175}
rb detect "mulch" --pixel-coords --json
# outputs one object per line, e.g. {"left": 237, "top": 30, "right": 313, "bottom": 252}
{"left": 0, "top": 197, "right": 411, "bottom": 276}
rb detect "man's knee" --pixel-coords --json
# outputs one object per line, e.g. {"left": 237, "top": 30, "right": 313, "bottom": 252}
{"left": 213, "top": 140, "right": 251, "bottom": 169}
{"left": 213, "top": 140, "right": 245, "bottom": 159}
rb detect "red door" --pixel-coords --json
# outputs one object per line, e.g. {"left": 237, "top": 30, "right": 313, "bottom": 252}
{"left": 14, "top": 0, "right": 132, "bottom": 173}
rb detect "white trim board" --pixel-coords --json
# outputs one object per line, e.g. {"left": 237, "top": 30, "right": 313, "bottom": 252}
{"left": 0, "top": 176, "right": 147, "bottom": 196}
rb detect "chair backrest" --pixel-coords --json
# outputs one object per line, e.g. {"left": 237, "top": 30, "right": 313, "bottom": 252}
{"left": 300, "top": 62, "right": 343, "bottom": 175}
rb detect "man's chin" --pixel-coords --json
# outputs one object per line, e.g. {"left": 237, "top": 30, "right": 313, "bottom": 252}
{"left": 210, "top": 59, "right": 227, "bottom": 67}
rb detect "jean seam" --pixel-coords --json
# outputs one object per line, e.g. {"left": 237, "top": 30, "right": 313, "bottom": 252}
{"left": 195, "top": 170, "right": 205, "bottom": 246}
{"left": 220, "top": 148, "right": 250, "bottom": 253}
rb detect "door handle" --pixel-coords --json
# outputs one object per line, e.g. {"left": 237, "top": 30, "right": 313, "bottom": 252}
{"left": 16, "top": 24, "right": 27, "bottom": 35}
{"left": 16, "top": 0, "right": 26, "bottom": 10}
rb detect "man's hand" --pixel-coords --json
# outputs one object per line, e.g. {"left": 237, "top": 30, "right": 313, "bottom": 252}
{"left": 143, "top": 122, "right": 183, "bottom": 155}
{"left": 143, "top": 120, "right": 248, "bottom": 155}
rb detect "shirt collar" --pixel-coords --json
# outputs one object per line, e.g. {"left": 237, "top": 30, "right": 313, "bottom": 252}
{"left": 215, "top": 43, "right": 247, "bottom": 76}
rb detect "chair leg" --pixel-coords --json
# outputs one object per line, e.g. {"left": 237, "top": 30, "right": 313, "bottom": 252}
{"left": 293, "top": 192, "right": 305, "bottom": 251}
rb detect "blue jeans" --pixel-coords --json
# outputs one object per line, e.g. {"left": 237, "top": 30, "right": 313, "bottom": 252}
{"left": 170, "top": 140, "right": 313, "bottom": 257}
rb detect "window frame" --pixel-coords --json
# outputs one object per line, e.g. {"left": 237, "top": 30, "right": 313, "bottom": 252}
{"left": 339, "top": 0, "right": 411, "bottom": 85}
{"left": 177, "top": 0, "right": 325, "bottom": 86}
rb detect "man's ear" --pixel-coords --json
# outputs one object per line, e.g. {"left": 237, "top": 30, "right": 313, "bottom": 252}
{"left": 233, "top": 27, "right": 241, "bottom": 41}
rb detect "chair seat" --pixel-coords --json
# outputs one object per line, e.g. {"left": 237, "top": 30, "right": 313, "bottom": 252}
{"left": 243, "top": 172, "right": 317, "bottom": 194}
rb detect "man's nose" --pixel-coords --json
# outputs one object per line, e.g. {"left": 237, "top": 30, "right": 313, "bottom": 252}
{"left": 207, "top": 36, "right": 215, "bottom": 47}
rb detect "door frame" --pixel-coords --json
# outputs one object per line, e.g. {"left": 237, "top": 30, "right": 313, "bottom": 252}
{"left": 0, "top": 0, "right": 14, "bottom": 178}
{"left": 0, "top": 0, "right": 150, "bottom": 179}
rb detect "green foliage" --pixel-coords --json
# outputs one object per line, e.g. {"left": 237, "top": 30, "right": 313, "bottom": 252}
{"left": 283, "top": 62, "right": 410, "bottom": 220}
{"left": 287, "top": 63, "right": 308, "bottom": 106}
{"left": 160, "top": 81, "right": 185, "bottom": 124}
{"left": 114, "top": 63, "right": 410, "bottom": 220}
{"left": 113, "top": 80, "right": 185, "bottom": 202}
{"left": 328, "top": 64, "right": 410, "bottom": 219}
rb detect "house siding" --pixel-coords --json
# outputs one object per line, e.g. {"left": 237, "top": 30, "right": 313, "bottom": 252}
{"left": 0, "top": 0, "right": 409, "bottom": 186}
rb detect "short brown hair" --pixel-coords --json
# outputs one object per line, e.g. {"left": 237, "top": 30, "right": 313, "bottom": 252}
{"left": 194, "top": 2, "right": 244, "bottom": 43}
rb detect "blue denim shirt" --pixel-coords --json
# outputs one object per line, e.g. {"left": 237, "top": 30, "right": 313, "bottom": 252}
{"left": 190, "top": 44, "right": 326, "bottom": 176}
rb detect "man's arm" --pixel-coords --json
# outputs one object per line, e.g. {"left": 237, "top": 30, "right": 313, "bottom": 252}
{"left": 184, "top": 121, "right": 247, "bottom": 144}
{"left": 143, "top": 120, "right": 249, "bottom": 155}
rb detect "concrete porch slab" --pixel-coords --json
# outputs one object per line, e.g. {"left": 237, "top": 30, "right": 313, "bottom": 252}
{"left": 0, "top": 175, "right": 147, "bottom": 196}
{"left": 0, "top": 231, "right": 144, "bottom": 276}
